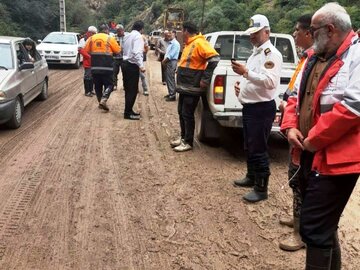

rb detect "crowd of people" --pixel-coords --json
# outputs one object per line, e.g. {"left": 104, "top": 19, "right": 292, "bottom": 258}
{"left": 76, "top": 2, "right": 359, "bottom": 268}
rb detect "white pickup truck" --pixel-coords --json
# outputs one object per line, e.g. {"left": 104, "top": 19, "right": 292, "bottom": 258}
{"left": 195, "top": 31, "right": 298, "bottom": 143}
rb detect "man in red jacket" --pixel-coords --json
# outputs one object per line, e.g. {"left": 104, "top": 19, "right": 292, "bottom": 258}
{"left": 281, "top": 3, "right": 359, "bottom": 269}
{"left": 78, "top": 26, "right": 97, "bottom": 97}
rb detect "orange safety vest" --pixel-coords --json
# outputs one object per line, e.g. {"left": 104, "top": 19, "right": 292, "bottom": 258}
{"left": 178, "top": 34, "right": 218, "bottom": 70}
{"left": 84, "top": 33, "right": 120, "bottom": 73}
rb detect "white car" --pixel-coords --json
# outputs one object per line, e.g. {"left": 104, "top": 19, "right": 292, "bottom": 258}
{"left": 195, "top": 31, "right": 298, "bottom": 143}
{"left": 37, "top": 32, "right": 82, "bottom": 68}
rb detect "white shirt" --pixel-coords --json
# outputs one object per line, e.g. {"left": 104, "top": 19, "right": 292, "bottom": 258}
{"left": 239, "top": 40, "right": 283, "bottom": 104}
{"left": 122, "top": 30, "right": 144, "bottom": 68}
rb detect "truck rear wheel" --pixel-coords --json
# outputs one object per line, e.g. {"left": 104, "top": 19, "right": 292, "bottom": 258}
{"left": 195, "top": 96, "right": 220, "bottom": 144}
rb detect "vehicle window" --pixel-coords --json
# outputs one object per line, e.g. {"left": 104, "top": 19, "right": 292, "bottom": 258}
{"left": 214, "top": 34, "right": 253, "bottom": 61}
{"left": 274, "top": 37, "right": 294, "bottom": 63}
{"left": 0, "top": 44, "right": 14, "bottom": 69}
{"left": 42, "top": 33, "right": 77, "bottom": 45}
{"left": 15, "top": 43, "right": 31, "bottom": 65}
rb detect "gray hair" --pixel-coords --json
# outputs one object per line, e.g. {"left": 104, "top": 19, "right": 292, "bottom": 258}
{"left": 314, "top": 2, "right": 352, "bottom": 32}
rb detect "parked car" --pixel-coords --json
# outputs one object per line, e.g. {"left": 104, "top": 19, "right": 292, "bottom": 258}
{"left": 0, "top": 36, "right": 49, "bottom": 129}
{"left": 37, "top": 32, "right": 82, "bottom": 68}
{"left": 149, "top": 30, "right": 162, "bottom": 50}
{"left": 195, "top": 31, "right": 298, "bottom": 142}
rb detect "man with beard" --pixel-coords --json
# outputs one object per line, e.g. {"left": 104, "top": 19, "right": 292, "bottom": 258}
{"left": 281, "top": 2, "right": 360, "bottom": 269}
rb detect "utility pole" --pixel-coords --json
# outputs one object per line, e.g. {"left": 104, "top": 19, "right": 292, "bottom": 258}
{"left": 59, "top": 0, "right": 66, "bottom": 32}
{"left": 200, "top": 0, "right": 205, "bottom": 33}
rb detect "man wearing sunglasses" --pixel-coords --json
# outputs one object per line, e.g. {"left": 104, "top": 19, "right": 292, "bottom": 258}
{"left": 281, "top": 2, "right": 360, "bottom": 269}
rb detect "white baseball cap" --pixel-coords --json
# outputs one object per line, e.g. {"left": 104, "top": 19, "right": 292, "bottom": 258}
{"left": 88, "top": 26, "right": 98, "bottom": 33}
{"left": 244, "top": 14, "right": 270, "bottom": 34}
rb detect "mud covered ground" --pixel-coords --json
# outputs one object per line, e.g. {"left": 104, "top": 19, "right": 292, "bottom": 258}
{"left": 0, "top": 53, "right": 359, "bottom": 269}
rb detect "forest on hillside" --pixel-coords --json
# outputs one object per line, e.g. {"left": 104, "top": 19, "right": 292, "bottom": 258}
{"left": 0, "top": 0, "right": 359, "bottom": 40}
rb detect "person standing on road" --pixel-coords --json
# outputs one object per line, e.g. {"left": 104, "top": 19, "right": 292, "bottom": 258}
{"left": 84, "top": 23, "right": 120, "bottom": 111}
{"left": 170, "top": 22, "right": 219, "bottom": 152}
{"left": 140, "top": 34, "right": 150, "bottom": 96}
{"left": 121, "top": 20, "right": 145, "bottom": 120}
{"left": 232, "top": 14, "right": 283, "bottom": 203}
{"left": 156, "top": 30, "right": 170, "bottom": 85}
{"left": 281, "top": 3, "right": 360, "bottom": 269}
{"left": 162, "top": 30, "right": 180, "bottom": 101}
{"left": 278, "top": 14, "right": 313, "bottom": 252}
{"left": 79, "top": 26, "right": 97, "bottom": 97}
{"left": 113, "top": 24, "right": 125, "bottom": 91}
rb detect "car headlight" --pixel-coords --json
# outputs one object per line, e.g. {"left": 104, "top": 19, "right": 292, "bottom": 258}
{"left": 0, "top": 91, "right": 6, "bottom": 101}
{"left": 62, "top": 51, "right": 77, "bottom": 55}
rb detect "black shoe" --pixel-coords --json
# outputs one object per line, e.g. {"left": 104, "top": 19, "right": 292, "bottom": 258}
{"left": 85, "top": 92, "right": 93, "bottom": 97}
{"left": 165, "top": 95, "right": 176, "bottom": 102}
{"left": 162, "top": 82, "right": 166, "bottom": 85}
{"left": 243, "top": 190, "right": 268, "bottom": 202}
{"left": 143, "top": 91, "right": 149, "bottom": 96}
{"left": 233, "top": 176, "right": 255, "bottom": 187}
{"left": 164, "top": 94, "right": 170, "bottom": 98}
{"left": 124, "top": 113, "right": 140, "bottom": 120}
{"left": 131, "top": 111, "right": 140, "bottom": 116}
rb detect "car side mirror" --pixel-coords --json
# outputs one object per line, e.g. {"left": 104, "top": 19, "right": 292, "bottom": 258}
{"left": 37, "top": 39, "right": 42, "bottom": 44}
{"left": 19, "top": 62, "right": 34, "bottom": 71}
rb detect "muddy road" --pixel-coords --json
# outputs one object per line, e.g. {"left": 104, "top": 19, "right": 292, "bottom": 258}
{"left": 0, "top": 53, "right": 359, "bottom": 270}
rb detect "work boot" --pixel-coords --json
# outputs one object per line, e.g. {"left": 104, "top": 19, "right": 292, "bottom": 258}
{"left": 243, "top": 173, "right": 269, "bottom": 203}
{"left": 99, "top": 98, "right": 109, "bottom": 111}
{"left": 331, "top": 232, "right": 341, "bottom": 270}
{"left": 234, "top": 163, "right": 255, "bottom": 187}
{"left": 279, "top": 217, "right": 305, "bottom": 251}
{"left": 305, "top": 246, "right": 332, "bottom": 270}
{"left": 279, "top": 216, "right": 294, "bottom": 228}
{"left": 233, "top": 175, "right": 255, "bottom": 187}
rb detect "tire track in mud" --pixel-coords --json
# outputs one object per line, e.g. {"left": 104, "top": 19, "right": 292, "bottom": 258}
{"left": 0, "top": 68, "right": 90, "bottom": 264}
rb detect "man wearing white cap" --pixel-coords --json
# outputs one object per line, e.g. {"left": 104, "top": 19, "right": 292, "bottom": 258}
{"left": 232, "top": 14, "right": 283, "bottom": 202}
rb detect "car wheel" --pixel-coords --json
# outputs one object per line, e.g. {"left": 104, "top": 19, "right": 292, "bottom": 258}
{"left": 6, "top": 96, "right": 23, "bottom": 129}
{"left": 195, "top": 96, "right": 220, "bottom": 144}
{"left": 37, "top": 79, "right": 48, "bottom": 100}
{"left": 73, "top": 55, "right": 80, "bottom": 69}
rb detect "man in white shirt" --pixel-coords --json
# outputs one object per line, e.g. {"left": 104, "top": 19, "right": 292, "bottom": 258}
{"left": 121, "top": 20, "right": 145, "bottom": 120}
{"left": 232, "top": 14, "right": 283, "bottom": 202}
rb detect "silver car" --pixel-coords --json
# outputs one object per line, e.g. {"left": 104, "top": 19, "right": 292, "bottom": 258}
{"left": 0, "top": 36, "right": 49, "bottom": 129}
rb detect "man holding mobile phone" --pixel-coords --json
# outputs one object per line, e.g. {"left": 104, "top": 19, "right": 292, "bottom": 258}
{"left": 231, "top": 14, "right": 283, "bottom": 203}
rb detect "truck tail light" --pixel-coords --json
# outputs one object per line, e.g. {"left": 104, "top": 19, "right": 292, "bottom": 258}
{"left": 213, "top": 75, "right": 225, "bottom": 104}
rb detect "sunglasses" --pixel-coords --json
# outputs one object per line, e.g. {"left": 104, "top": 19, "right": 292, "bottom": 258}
{"left": 309, "top": 25, "right": 328, "bottom": 36}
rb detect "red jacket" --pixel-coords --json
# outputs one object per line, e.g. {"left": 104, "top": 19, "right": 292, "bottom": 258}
{"left": 281, "top": 31, "right": 360, "bottom": 175}
{"left": 78, "top": 32, "right": 93, "bottom": 68}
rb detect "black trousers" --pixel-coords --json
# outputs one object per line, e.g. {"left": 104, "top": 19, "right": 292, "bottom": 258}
{"left": 299, "top": 152, "right": 358, "bottom": 248}
{"left": 159, "top": 53, "right": 166, "bottom": 83}
{"left": 242, "top": 100, "right": 276, "bottom": 173}
{"left": 178, "top": 93, "right": 200, "bottom": 146}
{"left": 92, "top": 72, "right": 113, "bottom": 102}
{"left": 113, "top": 58, "right": 123, "bottom": 86}
{"left": 121, "top": 61, "right": 139, "bottom": 115}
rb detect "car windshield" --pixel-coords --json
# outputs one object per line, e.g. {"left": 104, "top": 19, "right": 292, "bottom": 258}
{"left": 214, "top": 35, "right": 253, "bottom": 61}
{"left": 42, "top": 33, "right": 77, "bottom": 45}
{"left": 0, "top": 44, "right": 14, "bottom": 69}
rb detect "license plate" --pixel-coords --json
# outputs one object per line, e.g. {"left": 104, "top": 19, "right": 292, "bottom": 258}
{"left": 45, "top": 55, "right": 59, "bottom": 60}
